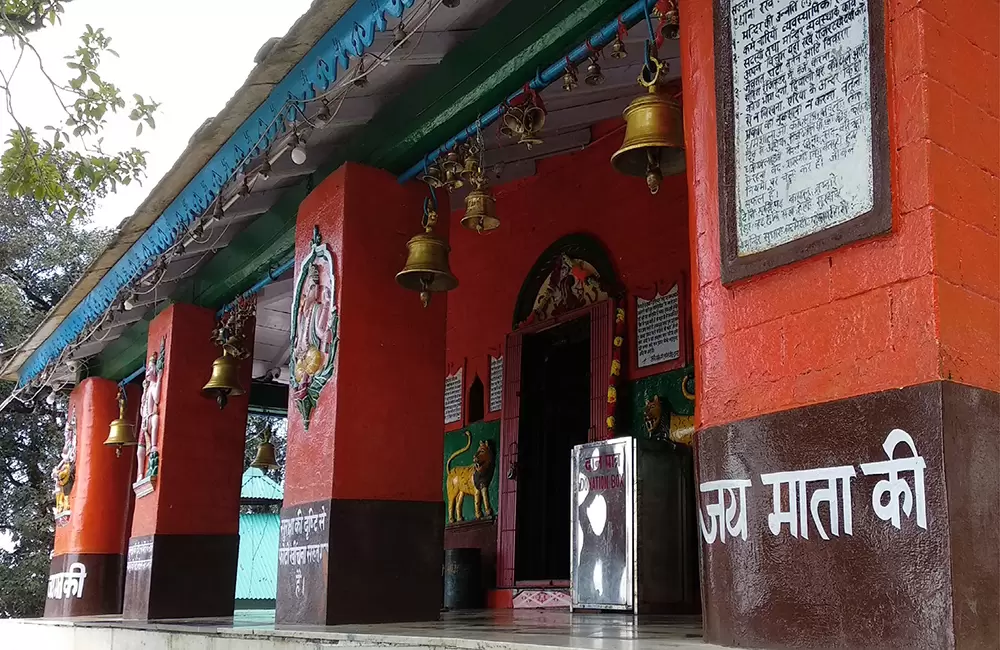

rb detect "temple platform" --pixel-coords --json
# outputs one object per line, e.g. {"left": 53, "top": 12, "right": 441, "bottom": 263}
{"left": 0, "top": 609, "right": 719, "bottom": 649}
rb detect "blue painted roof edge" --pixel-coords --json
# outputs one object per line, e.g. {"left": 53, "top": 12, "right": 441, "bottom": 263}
{"left": 18, "top": 0, "right": 414, "bottom": 386}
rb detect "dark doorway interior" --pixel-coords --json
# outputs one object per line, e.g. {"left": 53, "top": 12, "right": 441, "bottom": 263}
{"left": 515, "top": 314, "right": 591, "bottom": 583}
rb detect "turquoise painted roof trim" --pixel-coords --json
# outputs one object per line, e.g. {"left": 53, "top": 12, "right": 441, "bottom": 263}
{"left": 236, "top": 512, "right": 280, "bottom": 600}
{"left": 241, "top": 467, "right": 284, "bottom": 502}
{"left": 18, "top": 0, "right": 415, "bottom": 386}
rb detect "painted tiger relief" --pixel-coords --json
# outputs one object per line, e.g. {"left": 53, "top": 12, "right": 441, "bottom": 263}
{"left": 445, "top": 431, "right": 495, "bottom": 524}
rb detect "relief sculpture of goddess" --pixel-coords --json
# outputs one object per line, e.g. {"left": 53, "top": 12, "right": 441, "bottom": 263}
{"left": 136, "top": 339, "right": 165, "bottom": 483}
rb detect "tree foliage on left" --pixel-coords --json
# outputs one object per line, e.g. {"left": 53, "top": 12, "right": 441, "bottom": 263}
{"left": 0, "top": 195, "right": 110, "bottom": 617}
{"left": 0, "top": 0, "right": 158, "bottom": 218}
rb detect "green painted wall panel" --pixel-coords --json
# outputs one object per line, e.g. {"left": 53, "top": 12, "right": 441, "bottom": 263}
{"left": 443, "top": 420, "right": 500, "bottom": 525}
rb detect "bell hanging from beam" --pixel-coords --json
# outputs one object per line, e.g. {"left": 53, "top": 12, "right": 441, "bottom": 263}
{"left": 202, "top": 351, "right": 244, "bottom": 410}
{"left": 250, "top": 426, "right": 279, "bottom": 471}
{"left": 396, "top": 197, "right": 458, "bottom": 307}
{"left": 462, "top": 185, "right": 500, "bottom": 234}
{"left": 611, "top": 50, "right": 685, "bottom": 195}
{"left": 104, "top": 388, "right": 137, "bottom": 456}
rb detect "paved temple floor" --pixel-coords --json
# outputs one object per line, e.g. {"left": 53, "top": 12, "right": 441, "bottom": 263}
{"left": 0, "top": 609, "right": 722, "bottom": 649}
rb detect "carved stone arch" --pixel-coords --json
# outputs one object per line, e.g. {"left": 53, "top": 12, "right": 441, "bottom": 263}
{"left": 511, "top": 233, "right": 621, "bottom": 330}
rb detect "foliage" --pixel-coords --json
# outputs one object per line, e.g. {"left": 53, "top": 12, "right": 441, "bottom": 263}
{"left": 0, "top": 1, "right": 159, "bottom": 216}
{"left": 0, "top": 194, "right": 109, "bottom": 618}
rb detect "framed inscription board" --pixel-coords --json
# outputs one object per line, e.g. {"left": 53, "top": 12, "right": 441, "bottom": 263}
{"left": 715, "top": 0, "right": 890, "bottom": 283}
{"left": 629, "top": 279, "right": 689, "bottom": 379}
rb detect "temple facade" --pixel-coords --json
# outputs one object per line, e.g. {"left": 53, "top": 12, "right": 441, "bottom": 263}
{"left": 1, "top": 0, "right": 996, "bottom": 648}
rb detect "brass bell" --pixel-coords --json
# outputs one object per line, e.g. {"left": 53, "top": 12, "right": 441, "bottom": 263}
{"left": 610, "top": 37, "right": 627, "bottom": 59}
{"left": 104, "top": 388, "right": 136, "bottom": 457}
{"left": 202, "top": 351, "right": 244, "bottom": 409}
{"left": 462, "top": 187, "right": 499, "bottom": 233}
{"left": 611, "top": 58, "right": 685, "bottom": 195}
{"left": 250, "top": 427, "right": 279, "bottom": 471}
{"left": 584, "top": 56, "right": 604, "bottom": 86}
{"left": 396, "top": 205, "right": 458, "bottom": 307}
{"left": 562, "top": 65, "right": 578, "bottom": 92}
{"left": 518, "top": 105, "right": 545, "bottom": 149}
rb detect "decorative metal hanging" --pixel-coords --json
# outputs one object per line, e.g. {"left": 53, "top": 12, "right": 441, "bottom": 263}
{"left": 653, "top": 0, "right": 680, "bottom": 41}
{"left": 250, "top": 425, "right": 279, "bottom": 471}
{"left": 561, "top": 57, "right": 579, "bottom": 92}
{"left": 610, "top": 16, "right": 628, "bottom": 59}
{"left": 498, "top": 86, "right": 546, "bottom": 150}
{"left": 461, "top": 123, "right": 500, "bottom": 234}
{"left": 104, "top": 387, "right": 137, "bottom": 455}
{"left": 584, "top": 55, "right": 605, "bottom": 86}
{"left": 396, "top": 195, "right": 458, "bottom": 306}
{"left": 611, "top": 38, "right": 685, "bottom": 194}
{"left": 203, "top": 294, "right": 255, "bottom": 409}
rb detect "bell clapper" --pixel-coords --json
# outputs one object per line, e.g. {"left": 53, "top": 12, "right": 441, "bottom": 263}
{"left": 645, "top": 149, "right": 662, "bottom": 195}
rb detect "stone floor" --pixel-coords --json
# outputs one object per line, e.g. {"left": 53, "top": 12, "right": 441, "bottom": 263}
{"left": 1, "top": 609, "right": 722, "bottom": 649}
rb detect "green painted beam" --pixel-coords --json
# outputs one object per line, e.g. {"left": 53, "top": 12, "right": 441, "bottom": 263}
{"left": 91, "top": 181, "right": 307, "bottom": 382}
{"left": 326, "top": 0, "right": 635, "bottom": 175}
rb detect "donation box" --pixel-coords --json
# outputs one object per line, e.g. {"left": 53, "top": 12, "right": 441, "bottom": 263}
{"left": 570, "top": 436, "right": 698, "bottom": 614}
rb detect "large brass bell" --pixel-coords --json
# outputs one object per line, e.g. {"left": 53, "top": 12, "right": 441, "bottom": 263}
{"left": 462, "top": 186, "right": 499, "bottom": 233}
{"left": 611, "top": 55, "right": 685, "bottom": 195}
{"left": 396, "top": 202, "right": 458, "bottom": 307}
{"left": 250, "top": 427, "right": 279, "bottom": 471}
{"left": 104, "top": 388, "right": 137, "bottom": 457}
{"left": 202, "top": 351, "right": 244, "bottom": 409}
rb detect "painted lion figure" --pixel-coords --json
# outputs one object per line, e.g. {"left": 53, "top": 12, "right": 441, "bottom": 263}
{"left": 445, "top": 431, "right": 495, "bottom": 523}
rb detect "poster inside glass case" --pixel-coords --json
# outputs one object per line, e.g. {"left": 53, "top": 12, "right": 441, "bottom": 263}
{"left": 570, "top": 436, "right": 635, "bottom": 611}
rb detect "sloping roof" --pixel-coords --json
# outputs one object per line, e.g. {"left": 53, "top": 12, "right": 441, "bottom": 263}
{"left": 236, "top": 511, "right": 279, "bottom": 601}
{"left": 241, "top": 467, "right": 284, "bottom": 502}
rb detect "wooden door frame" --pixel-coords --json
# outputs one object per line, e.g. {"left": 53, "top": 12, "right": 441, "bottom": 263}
{"left": 496, "top": 299, "right": 614, "bottom": 588}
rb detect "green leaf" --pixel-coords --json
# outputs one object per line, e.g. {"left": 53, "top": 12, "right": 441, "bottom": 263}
{"left": 135, "top": 123, "right": 142, "bottom": 136}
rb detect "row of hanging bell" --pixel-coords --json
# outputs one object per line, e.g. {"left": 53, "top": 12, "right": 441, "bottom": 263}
{"left": 610, "top": 45, "right": 685, "bottom": 195}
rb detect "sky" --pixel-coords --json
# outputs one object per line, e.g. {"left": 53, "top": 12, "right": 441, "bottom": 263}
{"left": 0, "top": 0, "right": 313, "bottom": 553}
{"left": 0, "top": 0, "right": 314, "bottom": 229}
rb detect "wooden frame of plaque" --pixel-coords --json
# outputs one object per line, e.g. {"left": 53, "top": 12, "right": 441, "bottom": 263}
{"left": 628, "top": 275, "right": 690, "bottom": 380}
{"left": 714, "top": 0, "right": 891, "bottom": 284}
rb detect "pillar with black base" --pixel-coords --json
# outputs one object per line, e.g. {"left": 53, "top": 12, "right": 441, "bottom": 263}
{"left": 276, "top": 163, "right": 447, "bottom": 625}
{"left": 121, "top": 303, "right": 252, "bottom": 620}
{"left": 44, "top": 377, "right": 136, "bottom": 617}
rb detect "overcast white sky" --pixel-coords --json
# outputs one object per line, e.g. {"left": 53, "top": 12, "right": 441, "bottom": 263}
{"left": 0, "top": 0, "right": 313, "bottom": 553}
{"left": 0, "top": 0, "right": 314, "bottom": 229}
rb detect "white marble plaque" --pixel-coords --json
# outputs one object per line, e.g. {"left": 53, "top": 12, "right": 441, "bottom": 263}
{"left": 489, "top": 356, "right": 503, "bottom": 413}
{"left": 636, "top": 285, "right": 680, "bottom": 368}
{"left": 731, "top": 0, "right": 874, "bottom": 255}
{"left": 444, "top": 368, "right": 463, "bottom": 425}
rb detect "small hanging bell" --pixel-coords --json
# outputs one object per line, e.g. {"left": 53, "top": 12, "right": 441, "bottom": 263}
{"left": 584, "top": 56, "right": 604, "bottom": 86}
{"left": 462, "top": 186, "right": 500, "bottom": 233}
{"left": 202, "top": 351, "right": 245, "bottom": 409}
{"left": 104, "top": 389, "right": 137, "bottom": 457}
{"left": 562, "top": 65, "right": 578, "bottom": 92}
{"left": 250, "top": 427, "right": 279, "bottom": 471}
{"left": 518, "top": 104, "right": 546, "bottom": 149}
{"left": 461, "top": 150, "right": 480, "bottom": 179}
{"left": 611, "top": 55, "right": 685, "bottom": 195}
{"left": 396, "top": 203, "right": 458, "bottom": 307}
{"left": 610, "top": 37, "right": 628, "bottom": 59}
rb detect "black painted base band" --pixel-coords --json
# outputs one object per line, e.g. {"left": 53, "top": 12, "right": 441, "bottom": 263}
{"left": 696, "top": 380, "right": 998, "bottom": 650}
{"left": 44, "top": 552, "right": 124, "bottom": 618}
{"left": 122, "top": 533, "right": 239, "bottom": 621}
{"left": 276, "top": 498, "right": 444, "bottom": 626}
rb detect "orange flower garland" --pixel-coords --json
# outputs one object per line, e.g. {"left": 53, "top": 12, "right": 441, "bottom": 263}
{"left": 607, "top": 304, "right": 626, "bottom": 435}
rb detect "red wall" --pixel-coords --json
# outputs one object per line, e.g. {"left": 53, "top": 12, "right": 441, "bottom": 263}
{"left": 54, "top": 378, "right": 136, "bottom": 556}
{"left": 445, "top": 123, "right": 691, "bottom": 412}
{"left": 129, "top": 303, "right": 252, "bottom": 538}
{"left": 680, "top": 0, "right": 999, "bottom": 430}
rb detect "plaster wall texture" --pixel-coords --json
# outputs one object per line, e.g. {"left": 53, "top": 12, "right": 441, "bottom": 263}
{"left": 680, "top": 0, "right": 999, "bottom": 430}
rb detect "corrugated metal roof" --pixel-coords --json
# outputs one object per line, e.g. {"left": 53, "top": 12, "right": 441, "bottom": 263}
{"left": 236, "top": 511, "right": 279, "bottom": 601}
{"left": 241, "top": 467, "right": 284, "bottom": 502}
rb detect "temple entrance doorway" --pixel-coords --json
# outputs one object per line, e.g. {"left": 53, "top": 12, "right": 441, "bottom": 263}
{"left": 514, "top": 314, "right": 591, "bottom": 584}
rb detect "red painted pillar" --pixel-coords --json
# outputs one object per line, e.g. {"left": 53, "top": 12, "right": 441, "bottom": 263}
{"left": 43, "top": 378, "right": 136, "bottom": 617}
{"left": 276, "top": 163, "right": 447, "bottom": 625}
{"left": 680, "top": 0, "right": 998, "bottom": 647}
{"left": 121, "top": 303, "right": 252, "bottom": 620}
